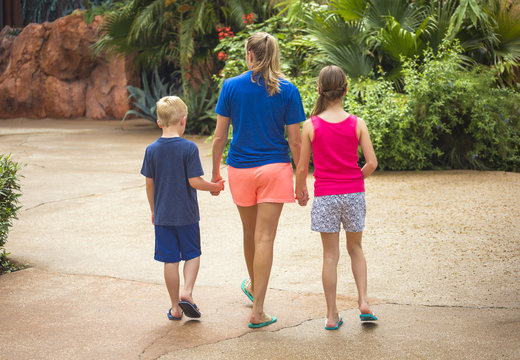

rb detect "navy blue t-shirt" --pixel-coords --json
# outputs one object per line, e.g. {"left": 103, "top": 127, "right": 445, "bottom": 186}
{"left": 215, "top": 71, "right": 306, "bottom": 168}
{"left": 140, "top": 137, "right": 204, "bottom": 226}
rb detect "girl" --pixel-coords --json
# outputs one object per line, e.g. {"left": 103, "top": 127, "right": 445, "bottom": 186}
{"left": 212, "top": 32, "right": 306, "bottom": 328}
{"left": 295, "top": 65, "right": 378, "bottom": 330}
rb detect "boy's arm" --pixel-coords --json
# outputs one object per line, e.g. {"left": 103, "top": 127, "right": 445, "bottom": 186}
{"left": 145, "top": 177, "right": 154, "bottom": 224}
{"left": 295, "top": 120, "right": 312, "bottom": 206}
{"left": 189, "top": 176, "right": 225, "bottom": 192}
{"left": 358, "top": 118, "right": 378, "bottom": 179}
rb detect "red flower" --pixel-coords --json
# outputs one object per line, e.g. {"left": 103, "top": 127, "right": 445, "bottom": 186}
{"left": 242, "top": 13, "right": 254, "bottom": 25}
{"left": 218, "top": 51, "right": 228, "bottom": 61}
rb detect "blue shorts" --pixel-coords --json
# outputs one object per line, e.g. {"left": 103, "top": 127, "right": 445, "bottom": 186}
{"left": 154, "top": 223, "right": 201, "bottom": 263}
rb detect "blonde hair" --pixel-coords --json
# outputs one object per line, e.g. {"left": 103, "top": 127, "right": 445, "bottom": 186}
{"left": 246, "top": 32, "right": 285, "bottom": 96}
{"left": 311, "top": 65, "right": 348, "bottom": 117}
{"left": 156, "top": 96, "right": 187, "bottom": 127}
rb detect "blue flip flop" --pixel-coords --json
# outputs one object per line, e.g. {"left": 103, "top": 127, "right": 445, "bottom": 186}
{"left": 241, "top": 279, "right": 254, "bottom": 302}
{"left": 325, "top": 315, "right": 343, "bottom": 330}
{"left": 248, "top": 315, "right": 277, "bottom": 329}
{"left": 167, "top": 308, "right": 182, "bottom": 320}
{"left": 360, "top": 313, "right": 378, "bottom": 322}
{"left": 178, "top": 300, "right": 201, "bottom": 318}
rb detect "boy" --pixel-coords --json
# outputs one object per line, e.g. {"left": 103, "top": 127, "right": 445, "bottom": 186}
{"left": 141, "top": 96, "right": 225, "bottom": 320}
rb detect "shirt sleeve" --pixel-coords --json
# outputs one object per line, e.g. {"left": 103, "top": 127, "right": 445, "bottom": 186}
{"left": 186, "top": 143, "right": 204, "bottom": 178}
{"left": 285, "top": 84, "right": 306, "bottom": 125}
{"left": 215, "top": 79, "right": 231, "bottom": 117}
{"left": 140, "top": 148, "right": 153, "bottom": 178}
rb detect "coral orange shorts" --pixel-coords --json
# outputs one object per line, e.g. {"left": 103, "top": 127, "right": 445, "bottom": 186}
{"left": 228, "top": 163, "right": 295, "bottom": 207}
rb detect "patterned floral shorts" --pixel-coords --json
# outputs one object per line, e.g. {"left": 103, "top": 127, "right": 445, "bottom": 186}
{"left": 311, "top": 193, "right": 366, "bottom": 233}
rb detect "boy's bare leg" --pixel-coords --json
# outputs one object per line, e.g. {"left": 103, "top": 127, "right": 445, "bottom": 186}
{"left": 321, "top": 232, "right": 340, "bottom": 327}
{"left": 180, "top": 256, "right": 200, "bottom": 304}
{"left": 237, "top": 205, "right": 258, "bottom": 291}
{"left": 164, "top": 262, "right": 182, "bottom": 316}
{"left": 249, "top": 202, "right": 283, "bottom": 324}
{"left": 346, "top": 231, "right": 372, "bottom": 315}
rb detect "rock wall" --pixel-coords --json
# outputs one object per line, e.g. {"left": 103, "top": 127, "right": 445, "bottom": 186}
{"left": 0, "top": 13, "right": 138, "bottom": 119}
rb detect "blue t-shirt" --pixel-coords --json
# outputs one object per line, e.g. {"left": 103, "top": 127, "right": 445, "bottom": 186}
{"left": 140, "top": 137, "right": 204, "bottom": 226}
{"left": 215, "top": 71, "right": 306, "bottom": 168}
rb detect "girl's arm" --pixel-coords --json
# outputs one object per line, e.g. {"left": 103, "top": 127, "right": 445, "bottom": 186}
{"left": 189, "top": 177, "right": 225, "bottom": 192}
{"left": 211, "top": 114, "right": 230, "bottom": 194}
{"left": 295, "top": 120, "right": 313, "bottom": 206}
{"left": 358, "top": 118, "right": 378, "bottom": 179}
{"left": 145, "top": 177, "right": 154, "bottom": 224}
{"left": 287, "top": 123, "right": 302, "bottom": 168}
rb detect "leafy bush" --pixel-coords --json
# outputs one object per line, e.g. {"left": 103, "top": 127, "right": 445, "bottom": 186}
{"left": 403, "top": 46, "right": 520, "bottom": 171}
{"left": 343, "top": 43, "right": 520, "bottom": 171}
{"left": 345, "top": 77, "right": 434, "bottom": 170}
{"left": 0, "top": 154, "right": 23, "bottom": 274}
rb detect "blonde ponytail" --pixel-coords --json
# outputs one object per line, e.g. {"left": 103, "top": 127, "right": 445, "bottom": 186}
{"left": 246, "top": 32, "right": 285, "bottom": 96}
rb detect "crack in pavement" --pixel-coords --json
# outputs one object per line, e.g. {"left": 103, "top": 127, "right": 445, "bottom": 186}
{"left": 22, "top": 185, "right": 144, "bottom": 212}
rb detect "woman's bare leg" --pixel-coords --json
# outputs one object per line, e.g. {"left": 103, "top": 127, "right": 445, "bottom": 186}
{"left": 249, "top": 202, "right": 283, "bottom": 324}
{"left": 237, "top": 205, "right": 257, "bottom": 292}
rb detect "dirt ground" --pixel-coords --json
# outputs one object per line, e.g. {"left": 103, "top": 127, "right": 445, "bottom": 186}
{"left": 1, "top": 118, "right": 519, "bottom": 360}
{"left": 1, "top": 118, "right": 519, "bottom": 310}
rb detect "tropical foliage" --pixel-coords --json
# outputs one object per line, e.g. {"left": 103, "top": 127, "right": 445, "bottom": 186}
{"left": 92, "top": 0, "right": 520, "bottom": 171}
{"left": 0, "top": 154, "right": 23, "bottom": 274}
{"left": 281, "top": 0, "right": 520, "bottom": 87}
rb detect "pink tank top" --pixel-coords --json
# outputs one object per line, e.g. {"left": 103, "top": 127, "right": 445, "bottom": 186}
{"left": 311, "top": 115, "right": 365, "bottom": 196}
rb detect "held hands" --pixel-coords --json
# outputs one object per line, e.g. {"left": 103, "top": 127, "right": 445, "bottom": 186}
{"left": 295, "top": 186, "right": 309, "bottom": 206}
{"left": 211, "top": 175, "right": 225, "bottom": 196}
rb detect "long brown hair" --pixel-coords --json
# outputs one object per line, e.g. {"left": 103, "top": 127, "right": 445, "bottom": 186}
{"left": 246, "top": 32, "right": 284, "bottom": 96}
{"left": 311, "top": 65, "right": 348, "bottom": 117}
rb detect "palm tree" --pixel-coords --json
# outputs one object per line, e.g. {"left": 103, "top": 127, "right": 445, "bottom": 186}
{"left": 283, "top": 0, "right": 520, "bottom": 87}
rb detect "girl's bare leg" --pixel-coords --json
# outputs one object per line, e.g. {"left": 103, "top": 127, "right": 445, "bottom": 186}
{"left": 321, "top": 232, "right": 341, "bottom": 327}
{"left": 164, "top": 262, "right": 182, "bottom": 316}
{"left": 249, "top": 202, "right": 283, "bottom": 324}
{"left": 346, "top": 231, "right": 372, "bottom": 314}
{"left": 237, "top": 205, "right": 258, "bottom": 293}
{"left": 180, "top": 256, "right": 200, "bottom": 304}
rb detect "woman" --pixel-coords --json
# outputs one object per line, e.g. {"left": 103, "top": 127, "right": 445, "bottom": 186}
{"left": 212, "top": 32, "right": 306, "bottom": 328}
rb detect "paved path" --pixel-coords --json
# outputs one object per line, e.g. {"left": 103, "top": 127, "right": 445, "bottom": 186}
{"left": 1, "top": 119, "right": 519, "bottom": 359}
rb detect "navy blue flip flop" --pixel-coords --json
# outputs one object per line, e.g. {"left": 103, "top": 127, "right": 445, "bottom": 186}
{"left": 178, "top": 300, "right": 201, "bottom": 318}
{"left": 167, "top": 308, "right": 182, "bottom": 320}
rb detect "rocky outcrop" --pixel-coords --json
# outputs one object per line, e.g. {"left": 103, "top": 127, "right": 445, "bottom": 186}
{"left": 0, "top": 13, "right": 138, "bottom": 119}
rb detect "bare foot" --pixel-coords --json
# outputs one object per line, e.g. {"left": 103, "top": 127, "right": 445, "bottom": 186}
{"left": 170, "top": 305, "right": 183, "bottom": 318}
{"left": 249, "top": 312, "right": 270, "bottom": 325}
{"left": 180, "top": 292, "right": 195, "bottom": 304}
{"left": 359, "top": 302, "right": 373, "bottom": 315}
{"left": 325, "top": 313, "right": 341, "bottom": 328}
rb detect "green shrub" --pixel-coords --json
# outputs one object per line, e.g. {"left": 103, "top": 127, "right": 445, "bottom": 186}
{"left": 339, "top": 43, "right": 520, "bottom": 172}
{"left": 403, "top": 45, "right": 520, "bottom": 171}
{"left": 0, "top": 154, "right": 23, "bottom": 274}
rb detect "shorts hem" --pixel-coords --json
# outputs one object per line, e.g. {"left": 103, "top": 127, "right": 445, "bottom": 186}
{"left": 234, "top": 198, "right": 295, "bottom": 206}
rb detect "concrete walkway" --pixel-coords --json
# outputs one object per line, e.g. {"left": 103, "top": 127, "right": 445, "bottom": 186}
{"left": 1, "top": 118, "right": 519, "bottom": 360}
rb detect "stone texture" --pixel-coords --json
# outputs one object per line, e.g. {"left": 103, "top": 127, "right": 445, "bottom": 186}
{"left": 0, "top": 14, "right": 137, "bottom": 119}
{"left": 0, "top": 26, "right": 16, "bottom": 75}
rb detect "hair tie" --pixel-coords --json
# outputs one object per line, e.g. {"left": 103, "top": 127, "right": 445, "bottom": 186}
{"left": 265, "top": 35, "right": 268, "bottom": 42}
